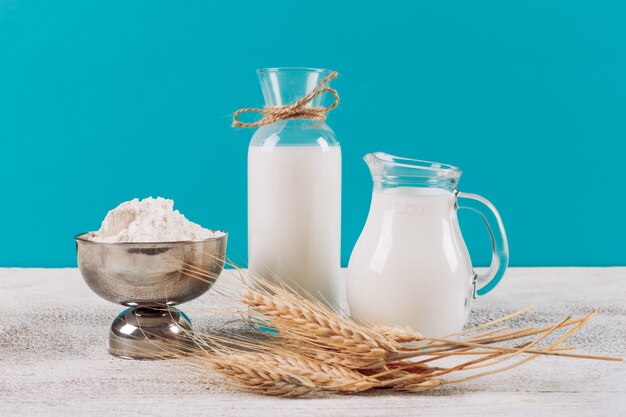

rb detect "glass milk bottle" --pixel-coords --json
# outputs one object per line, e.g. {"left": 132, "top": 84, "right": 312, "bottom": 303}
{"left": 241, "top": 68, "right": 342, "bottom": 310}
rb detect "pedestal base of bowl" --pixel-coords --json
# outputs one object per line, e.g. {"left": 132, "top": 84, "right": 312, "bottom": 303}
{"left": 109, "top": 307, "right": 194, "bottom": 359}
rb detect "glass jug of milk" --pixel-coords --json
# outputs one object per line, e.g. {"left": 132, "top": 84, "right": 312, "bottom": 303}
{"left": 347, "top": 152, "right": 508, "bottom": 336}
{"left": 248, "top": 68, "right": 342, "bottom": 310}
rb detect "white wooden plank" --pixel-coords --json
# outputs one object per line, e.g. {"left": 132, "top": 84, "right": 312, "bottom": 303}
{"left": 0, "top": 268, "right": 624, "bottom": 417}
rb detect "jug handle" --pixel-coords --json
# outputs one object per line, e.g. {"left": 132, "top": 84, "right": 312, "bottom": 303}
{"left": 457, "top": 192, "right": 509, "bottom": 297}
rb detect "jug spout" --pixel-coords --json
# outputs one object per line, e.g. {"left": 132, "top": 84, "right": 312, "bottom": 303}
{"left": 363, "top": 152, "right": 462, "bottom": 191}
{"left": 363, "top": 152, "right": 379, "bottom": 176}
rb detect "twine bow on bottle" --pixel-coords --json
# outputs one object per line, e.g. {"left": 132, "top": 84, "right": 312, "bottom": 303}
{"left": 232, "top": 71, "right": 339, "bottom": 128}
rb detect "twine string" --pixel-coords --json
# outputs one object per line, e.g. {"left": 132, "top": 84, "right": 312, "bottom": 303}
{"left": 232, "top": 71, "right": 339, "bottom": 128}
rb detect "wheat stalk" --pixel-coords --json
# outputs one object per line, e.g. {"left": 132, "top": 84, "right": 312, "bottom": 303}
{"left": 198, "top": 350, "right": 379, "bottom": 394}
{"left": 241, "top": 281, "right": 403, "bottom": 369}
{"left": 206, "top": 354, "right": 316, "bottom": 397}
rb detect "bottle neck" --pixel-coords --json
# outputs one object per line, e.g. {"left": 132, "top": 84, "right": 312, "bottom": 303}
{"left": 258, "top": 68, "right": 335, "bottom": 107}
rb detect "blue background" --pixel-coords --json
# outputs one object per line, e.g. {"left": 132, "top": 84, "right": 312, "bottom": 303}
{"left": 1, "top": 1, "right": 624, "bottom": 267}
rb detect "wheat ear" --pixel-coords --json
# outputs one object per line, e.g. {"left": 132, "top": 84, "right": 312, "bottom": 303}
{"left": 242, "top": 286, "right": 400, "bottom": 369}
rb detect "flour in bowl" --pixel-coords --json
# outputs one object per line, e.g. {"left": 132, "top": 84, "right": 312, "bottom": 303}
{"left": 90, "top": 197, "right": 223, "bottom": 243}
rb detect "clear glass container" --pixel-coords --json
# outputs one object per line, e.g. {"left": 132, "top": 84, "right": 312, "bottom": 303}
{"left": 347, "top": 152, "right": 508, "bottom": 336}
{"left": 247, "top": 68, "right": 342, "bottom": 310}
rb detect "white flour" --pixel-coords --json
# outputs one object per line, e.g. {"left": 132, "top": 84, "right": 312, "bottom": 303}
{"left": 90, "top": 197, "right": 222, "bottom": 243}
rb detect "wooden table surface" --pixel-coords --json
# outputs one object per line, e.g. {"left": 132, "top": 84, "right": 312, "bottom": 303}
{"left": 0, "top": 267, "right": 624, "bottom": 417}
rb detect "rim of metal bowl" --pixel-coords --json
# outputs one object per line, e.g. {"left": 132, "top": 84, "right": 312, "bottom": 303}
{"left": 74, "top": 231, "right": 228, "bottom": 246}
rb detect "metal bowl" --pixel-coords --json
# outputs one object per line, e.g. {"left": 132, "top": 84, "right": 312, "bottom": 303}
{"left": 75, "top": 232, "right": 228, "bottom": 307}
{"left": 75, "top": 232, "right": 228, "bottom": 359}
